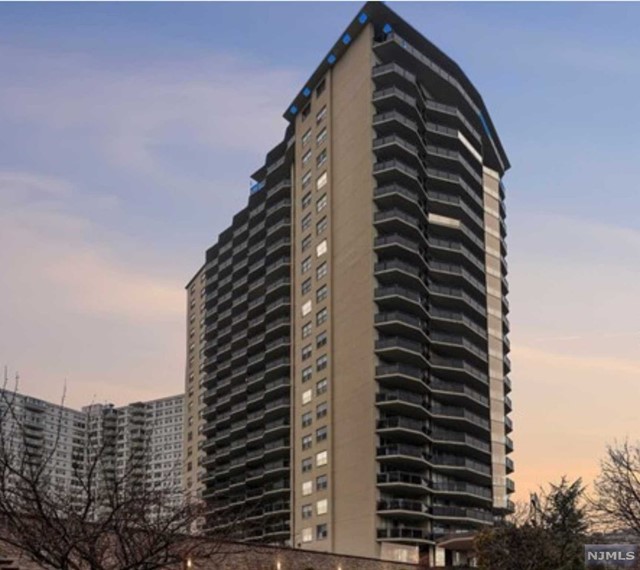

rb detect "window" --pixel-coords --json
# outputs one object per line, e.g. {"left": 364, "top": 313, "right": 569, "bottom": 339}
{"left": 316, "top": 451, "right": 329, "bottom": 467}
{"left": 302, "top": 367, "right": 313, "bottom": 383}
{"left": 301, "top": 234, "right": 312, "bottom": 252}
{"left": 316, "top": 262, "right": 328, "bottom": 280}
{"left": 317, "top": 402, "right": 328, "bottom": 419}
{"left": 316, "top": 216, "right": 328, "bottom": 235}
{"left": 302, "top": 129, "right": 312, "bottom": 147}
{"left": 301, "top": 257, "right": 311, "bottom": 273}
{"left": 302, "top": 527, "right": 313, "bottom": 543}
{"left": 302, "top": 389, "right": 313, "bottom": 405}
{"left": 302, "top": 322, "right": 312, "bottom": 339}
{"left": 302, "top": 170, "right": 312, "bottom": 189}
{"left": 316, "top": 150, "right": 327, "bottom": 169}
{"left": 316, "top": 524, "right": 328, "bottom": 540}
{"left": 316, "top": 427, "right": 328, "bottom": 444}
{"left": 316, "top": 308, "right": 328, "bottom": 326}
{"left": 316, "top": 285, "right": 328, "bottom": 304}
{"left": 302, "top": 480, "right": 313, "bottom": 496}
{"left": 302, "top": 434, "right": 313, "bottom": 450}
{"left": 316, "top": 499, "right": 328, "bottom": 515}
{"left": 317, "top": 127, "right": 327, "bottom": 145}
{"left": 302, "top": 411, "right": 312, "bottom": 428}
{"left": 302, "top": 504, "right": 313, "bottom": 519}
{"left": 316, "top": 172, "right": 328, "bottom": 191}
{"left": 316, "top": 239, "right": 327, "bottom": 258}
{"left": 316, "top": 474, "right": 328, "bottom": 491}
{"left": 301, "top": 104, "right": 311, "bottom": 121}
{"left": 301, "top": 213, "right": 312, "bottom": 231}
{"left": 315, "top": 78, "right": 326, "bottom": 97}
{"left": 301, "top": 300, "right": 312, "bottom": 317}
{"left": 316, "top": 331, "right": 327, "bottom": 349}
{"left": 316, "top": 378, "right": 328, "bottom": 395}
{"left": 302, "top": 344, "right": 312, "bottom": 361}
{"left": 302, "top": 457, "right": 313, "bottom": 473}
{"left": 316, "top": 193, "right": 327, "bottom": 212}
{"left": 316, "top": 106, "right": 327, "bottom": 124}
{"left": 302, "top": 278, "right": 312, "bottom": 295}
{"left": 302, "top": 192, "right": 312, "bottom": 209}
{"left": 316, "top": 354, "right": 328, "bottom": 371}
{"left": 302, "top": 149, "right": 312, "bottom": 166}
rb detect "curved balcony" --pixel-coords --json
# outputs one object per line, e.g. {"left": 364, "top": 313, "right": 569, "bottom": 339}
{"left": 376, "top": 526, "right": 433, "bottom": 544}
{"left": 374, "top": 259, "right": 426, "bottom": 291}
{"left": 377, "top": 416, "right": 430, "bottom": 444}
{"left": 377, "top": 471, "right": 429, "bottom": 496}
{"left": 377, "top": 444, "right": 429, "bottom": 469}
{"left": 431, "top": 506, "right": 493, "bottom": 526}
{"left": 376, "top": 363, "right": 428, "bottom": 392}
{"left": 373, "top": 110, "right": 419, "bottom": 142}
{"left": 374, "top": 234, "right": 428, "bottom": 265}
{"left": 430, "top": 404, "right": 490, "bottom": 436}
{"left": 375, "top": 311, "right": 429, "bottom": 342}
{"left": 375, "top": 336, "right": 429, "bottom": 367}
{"left": 372, "top": 85, "right": 418, "bottom": 118}
{"left": 375, "top": 285, "right": 427, "bottom": 317}
{"left": 430, "top": 332, "right": 487, "bottom": 367}
{"left": 429, "top": 261, "right": 486, "bottom": 297}
{"left": 377, "top": 498, "right": 431, "bottom": 521}
{"left": 430, "top": 355, "right": 488, "bottom": 389}
{"left": 376, "top": 389, "right": 427, "bottom": 418}
{"left": 431, "top": 428, "right": 491, "bottom": 460}
{"left": 374, "top": 184, "right": 426, "bottom": 218}
{"left": 430, "top": 378, "right": 489, "bottom": 411}
{"left": 374, "top": 207, "right": 424, "bottom": 238}
{"left": 430, "top": 455, "right": 492, "bottom": 484}
{"left": 431, "top": 482, "right": 493, "bottom": 505}
{"left": 373, "top": 134, "right": 422, "bottom": 170}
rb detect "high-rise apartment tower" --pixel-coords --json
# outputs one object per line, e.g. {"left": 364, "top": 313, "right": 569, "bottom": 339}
{"left": 189, "top": 2, "right": 513, "bottom": 563}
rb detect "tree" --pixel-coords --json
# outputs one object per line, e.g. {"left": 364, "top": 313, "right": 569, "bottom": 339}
{"left": 0, "top": 377, "right": 246, "bottom": 570}
{"left": 534, "top": 477, "right": 589, "bottom": 570}
{"left": 475, "top": 478, "right": 589, "bottom": 570}
{"left": 591, "top": 440, "right": 640, "bottom": 538}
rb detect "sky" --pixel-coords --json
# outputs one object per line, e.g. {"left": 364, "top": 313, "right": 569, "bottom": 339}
{"left": 0, "top": 1, "right": 639, "bottom": 502}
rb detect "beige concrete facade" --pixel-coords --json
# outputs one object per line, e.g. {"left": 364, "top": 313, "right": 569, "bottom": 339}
{"left": 183, "top": 266, "right": 206, "bottom": 499}
{"left": 482, "top": 167, "right": 509, "bottom": 511}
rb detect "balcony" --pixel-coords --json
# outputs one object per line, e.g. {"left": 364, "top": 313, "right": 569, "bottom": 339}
{"left": 376, "top": 526, "right": 431, "bottom": 543}
{"left": 429, "top": 354, "right": 488, "bottom": 386}
{"left": 430, "top": 455, "right": 491, "bottom": 482}
{"left": 432, "top": 506, "right": 493, "bottom": 525}
{"left": 377, "top": 444, "right": 428, "bottom": 468}
{"left": 374, "top": 234, "right": 427, "bottom": 262}
{"left": 431, "top": 428, "right": 491, "bottom": 459}
{"left": 377, "top": 471, "right": 428, "bottom": 495}
{"left": 375, "top": 286, "right": 426, "bottom": 316}
{"left": 377, "top": 498, "right": 430, "bottom": 520}
{"left": 377, "top": 416, "right": 429, "bottom": 443}
{"left": 430, "top": 404, "right": 490, "bottom": 433}
{"left": 374, "top": 208, "right": 422, "bottom": 236}
{"left": 430, "top": 378, "right": 489, "bottom": 409}
{"left": 376, "top": 363, "right": 427, "bottom": 391}
{"left": 374, "top": 259, "right": 425, "bottom": 290}
{"left": 375, "top": 336, "right": 428, "bottom": 367}
{"left": 430, "top": 332, "right": 487, "bottom": 364}
{"left": 431, "top": 482, "right": 492, "bottom": 503}
{"left": 376, "top": 390, "right": 426, "bottom": 418}
{"left": 375, "top": 311, "right": 428, "bottom": 341}
{"left": 374, "top": 184, "right": 423, "bottom": 212}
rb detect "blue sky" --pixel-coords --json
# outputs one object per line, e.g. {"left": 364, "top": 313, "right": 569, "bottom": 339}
{"left": 1, "top": 2, "right": 639, "bottom": 497}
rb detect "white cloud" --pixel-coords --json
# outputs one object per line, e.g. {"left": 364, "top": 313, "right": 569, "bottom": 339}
{"left": 0, "top": 171, "right": 186, "bottom": 407}
{"left": 0, "top": 46, "right": 302, "bottom": 187}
